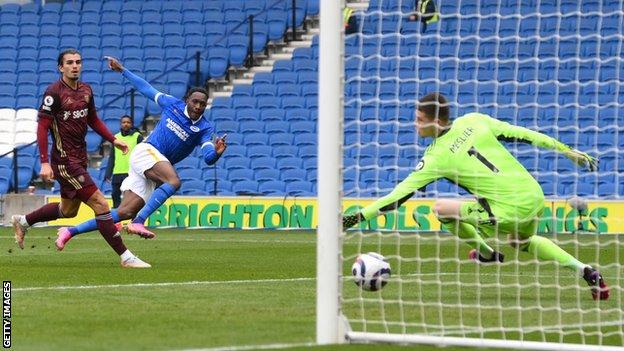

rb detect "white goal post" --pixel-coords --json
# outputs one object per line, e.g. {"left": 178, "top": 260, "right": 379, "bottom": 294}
{"left": 316, "top": 0, "right": 344, "bottom": 345}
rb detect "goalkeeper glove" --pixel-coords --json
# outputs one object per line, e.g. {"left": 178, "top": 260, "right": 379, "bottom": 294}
{"left": 343, "top": 212, "right": 365, "bottom": 231}
{"left": 564, "top": 149, "right": 598, "bottom": 171}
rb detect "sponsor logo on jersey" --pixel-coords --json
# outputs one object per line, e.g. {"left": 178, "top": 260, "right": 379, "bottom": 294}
{"left": 63, "top": 108, "right": 89, "bottom": 120}
{"left": 165, "top": 118, "right": 189, "bottom": 141}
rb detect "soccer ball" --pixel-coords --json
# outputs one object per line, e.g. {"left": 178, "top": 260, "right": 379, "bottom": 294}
{"left": 351, "top": 252, "right": 391, "bottom": 291}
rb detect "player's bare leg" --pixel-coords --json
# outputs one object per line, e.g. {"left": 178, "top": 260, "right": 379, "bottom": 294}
{"left": 126, "top": 161, "right": 180, "bottom": 238}
{"left": 115, "top": 190, "right": 153, "bottom": 238}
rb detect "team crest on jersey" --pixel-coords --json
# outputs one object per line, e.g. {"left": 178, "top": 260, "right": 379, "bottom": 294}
{"left": 415, "top": 160, "right": 425, "bottom": 171}
{"left": 84, "top": 95, "right": 90, "bottom": 104}
{"left": 77, "top": 175, "right": 85, "bottom": 183}
{"left": 190, "top": 126, "right": 200, "bottom": 132}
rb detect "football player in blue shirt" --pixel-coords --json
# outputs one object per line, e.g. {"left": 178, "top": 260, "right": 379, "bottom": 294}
{"left": 56, "top": 57, "right": 227, "bottom": 255}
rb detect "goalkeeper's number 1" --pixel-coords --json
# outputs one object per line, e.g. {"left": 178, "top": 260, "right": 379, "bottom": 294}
{"left": 468, "top": 146, "right": 499, "bottom": 173}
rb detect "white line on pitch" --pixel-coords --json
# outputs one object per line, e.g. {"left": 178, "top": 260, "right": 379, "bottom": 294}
{"left": 12, "top": 277, "right": 315, "bottom": 292}
{"left": 12, "top": 270, "right": 620, "bottom": 293}
{"left": 0, "top": 236, "right": 317, "bottom": 244}
{"left": 173, "top": 341, "right": 316, "bottom": 351}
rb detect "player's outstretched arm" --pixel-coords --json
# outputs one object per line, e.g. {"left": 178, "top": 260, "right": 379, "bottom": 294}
{"left": 105, "top": 56, "right": 160, "bottom": 102}
{"left": 485, "top": 115, "right": 598, "bottom": 171}
{"left": 343, "top": 160, "right": 439, "bottom": 231}
{"left": 343, "top": 188, "right": 416, "bottom": 231}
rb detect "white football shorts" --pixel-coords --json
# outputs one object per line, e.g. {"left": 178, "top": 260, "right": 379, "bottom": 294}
{"left": 120, "top": 142, "right": 169, "bottom": 202}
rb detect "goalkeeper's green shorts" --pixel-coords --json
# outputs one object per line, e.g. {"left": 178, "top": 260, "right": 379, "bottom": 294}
{"left": 459, "top": 201, "right": 543, "bottom": 239}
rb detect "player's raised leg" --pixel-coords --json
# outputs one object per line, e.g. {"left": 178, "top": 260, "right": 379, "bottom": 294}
{"left": 126, "top": 161, "right": 180, "bottom": 238}
{"left": 56, "top": 190, "right": 147, "bottom": 250}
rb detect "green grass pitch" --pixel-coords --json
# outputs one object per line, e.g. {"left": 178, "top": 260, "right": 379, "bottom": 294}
{"left": 0, "top": 227, "right": 621, "bottom": 351}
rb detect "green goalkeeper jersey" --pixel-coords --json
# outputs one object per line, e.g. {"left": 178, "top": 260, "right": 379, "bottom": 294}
{"left": 361, "top": 113, "right": 570, "bottom": 222}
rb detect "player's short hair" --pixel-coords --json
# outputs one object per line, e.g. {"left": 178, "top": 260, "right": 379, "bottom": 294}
{"left": 57, "top": 49, "right": 81, "bottom": 67}
{"left": 184, "top": 87, "right": 209, "bottom": 101}
{"left": 418, "top": 93, "right": 450, "bottom": 122}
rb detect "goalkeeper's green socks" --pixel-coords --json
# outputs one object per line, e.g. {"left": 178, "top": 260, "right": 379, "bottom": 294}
{"left": 522, "top": 235, "right": 586, "bottom": 272}
{"left": 441, "top": 220, "right": 495, "bottom": 257}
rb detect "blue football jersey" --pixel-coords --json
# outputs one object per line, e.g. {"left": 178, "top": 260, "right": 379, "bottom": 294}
{"left": 146, "top": 93, "right": 215, "bottom": 165}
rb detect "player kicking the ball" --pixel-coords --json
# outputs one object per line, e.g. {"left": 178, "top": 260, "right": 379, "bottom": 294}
{"left": 54, "top": 57, "right": 227, "bottom": 257}
{"left": 343, "top": 92, "right": 609, "bottom": 300}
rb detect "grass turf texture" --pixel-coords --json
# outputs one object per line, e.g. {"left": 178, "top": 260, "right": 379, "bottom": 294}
{"left": 0, "top": 227, "right": 621, "bottom": 351}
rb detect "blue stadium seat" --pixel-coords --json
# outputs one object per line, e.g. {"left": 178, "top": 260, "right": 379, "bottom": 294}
{"left": 285, "top": 180, "right": 313, "bottom": 196}
{"left": 259, "top": 180, "right": 286, "bottom": 195}
{"left": 214, "top": 179, "right": 233, "bottom": 195}
{"left": 238, "top": 121, "right": 264, "bottom": 134}
{"left": 277, "top": 157, "right": 302, "bottom": 171}
{"left": 285, "top": 108, "right": 309, "bottom": 122}
{"left": 255, "top": 168, "right": 280, "bottom": 182}
{"left": 265, "top": 121, "right": 290, "bottom": 134}
{"left": 277, "top": 84, "right": 300, "bottom": 97}
{"left": 267, "top": 9, "right": 287, "bottom": 40}
{"left": 207, "top": 48, "right": 230, "bottom": 78}
{"left": 225, "top": 156, "right": 250, "bottom": 170}
{"left": 250, "top": 22, "right": 269, "bottom": 53}
{"left": 257, "top": 97, "right": 281, "bottom": 110}
{"left": 235, "top": 109, "right": 260, "bottom": 121}
{"left": 254, "top": 84, "right": 277, "bottom": 97}
{"left": 232, "top": 85, "right": 253, "bottom": 97}
{"left": 229, "top": 169, "right": 254, "bottom": 182}
{"left": 228, "top": 35, "right": 249, "bottom": 67}
{"left": 250, "top": 156, "right": 275, "bottom": 171}
{"left": 269, "top": 133, "right": 294, "bottom": 147}
{"left": 253, "top": 72, "right": 273, "bottom": 85}
{"left": 244, "top": 133, "right": 268, "bottom": 146}
{"left": 273, "top": 60, "right": 293, "bottom": 72}
{"left": 260, "top": 108, "right": 285, "bottom": 121}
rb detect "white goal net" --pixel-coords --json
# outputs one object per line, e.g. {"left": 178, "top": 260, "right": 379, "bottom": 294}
{"left": 318, "top": 0, "right": 624, "bottom": 350}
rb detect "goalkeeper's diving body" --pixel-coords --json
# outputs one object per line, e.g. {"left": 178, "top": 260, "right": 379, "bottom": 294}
{"left": 343, "top": 93, "right": 609, "bottom": 300}
{"left": 54, "top": 57, "right": 227, "bottom": 258}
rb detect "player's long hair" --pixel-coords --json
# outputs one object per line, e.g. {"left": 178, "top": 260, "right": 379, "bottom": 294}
{"left": 57, "top": 48, "right": 80, "bottom": 67}
{"left": 184, "top": 87, "right": 209, "bottom": 101}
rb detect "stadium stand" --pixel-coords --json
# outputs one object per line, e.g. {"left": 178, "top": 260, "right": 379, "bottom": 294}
{"left": 1, "top": 0, "right": 622, "bottom": 199}
{"left": 0, "top": 0, "right": 319, "bottom": 195}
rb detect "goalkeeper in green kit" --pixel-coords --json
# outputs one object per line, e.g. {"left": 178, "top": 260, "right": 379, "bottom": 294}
{"left": 343, "top": 93, "right": 610, "bottom": 300}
